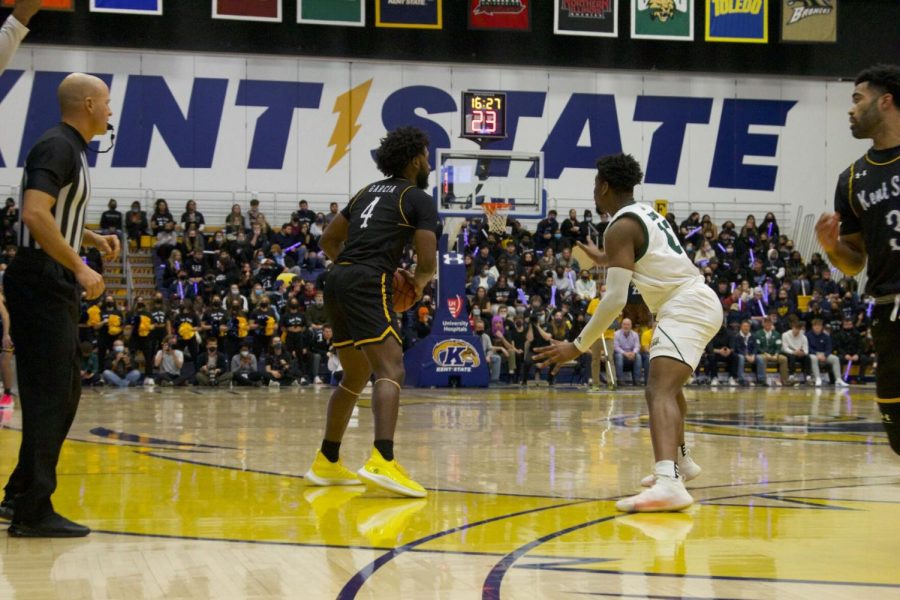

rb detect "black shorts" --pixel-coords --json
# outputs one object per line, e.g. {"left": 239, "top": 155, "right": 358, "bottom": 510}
{"left": 325, "top": 264, "right": 400, "bottom": 349}
{"left": 872, "top": 303, "right": 900, "bottom": 400}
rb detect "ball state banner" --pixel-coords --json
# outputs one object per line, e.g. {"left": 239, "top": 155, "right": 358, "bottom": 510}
{"left": 554, "top": 0, "right": 617, "bottom": 37}
{"left": 213, "top": 0, "right": 281, "bottom": 22}
{"left": 781, "top": 0, "right": 836, "bottom": 43}
{"left": 375, "top": 0, "right": 442, "bottom": 30}
{"left": 469, "top": 0, "right": 530, "bottom": 32}
{"left": 631, "top": 0, "right": 693, "bottom": 41}
{"left": 705, "top": 0, "right": 767, "bottom": 43}
{"left": 298, "top": 0, "right": 364, "bottom": 27}
{"left": 403, "top": 237, "right": 489, "bottom": 387}
{"left": 1, "top": 0, "right": 71, "bottom": 10}
{"left": 90, "top": 0, "right": 162, "bottom": 15}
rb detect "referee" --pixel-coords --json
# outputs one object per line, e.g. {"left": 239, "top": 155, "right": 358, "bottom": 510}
{"left": 0, "top": 73, "right": 117, "bottom": 537}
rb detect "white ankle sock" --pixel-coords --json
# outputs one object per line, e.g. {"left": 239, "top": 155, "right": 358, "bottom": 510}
{"left": 654, "top": 460, "right": 678, "bottom": 480}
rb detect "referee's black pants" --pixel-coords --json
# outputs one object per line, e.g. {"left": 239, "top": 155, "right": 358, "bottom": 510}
{"left": 3, "top": 249, "right": 81, "bottom": 524}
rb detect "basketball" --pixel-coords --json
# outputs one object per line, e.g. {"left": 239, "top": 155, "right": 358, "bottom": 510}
{"left": 392, "top": 270, "right": 417, "bottom": 313}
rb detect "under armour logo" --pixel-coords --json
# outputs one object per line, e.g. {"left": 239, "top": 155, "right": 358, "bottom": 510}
{"left": 442, "top": 253, "right": 465, "bottom": 265}
{"left": 854, "top": 170, "right": 868, "bottom": 179}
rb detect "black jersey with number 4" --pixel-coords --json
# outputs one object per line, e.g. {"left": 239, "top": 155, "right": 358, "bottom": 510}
{"left": 337, "top": 177, "right": 438, "bottom": 274}
{"left": 834, "top": 145, "right": 900, "bottom": 297}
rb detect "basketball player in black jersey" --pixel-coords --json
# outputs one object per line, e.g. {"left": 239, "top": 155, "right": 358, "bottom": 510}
{"left": 304, "top": 127, "right": 438, "bottom": 497}
{"left": 816, "top": 64, "right": 900, "bottom": 455}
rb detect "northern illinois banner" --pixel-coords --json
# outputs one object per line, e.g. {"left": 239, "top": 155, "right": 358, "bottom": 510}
{"left": 631, "top": 0, "right": 693, "bottom": 41}
{"left": 299, "top": 0, "right": 364, "bottom": 26}
{"left": 376, "top": 0, "right": 442, "bottom": 29}
{"left": 554, "top": 0, "right": 617, "bottom": 37}
{"left": 213, "top": 0, "right": 282, "bottom": 22}
{"left": 781, "top": 0, "right": 836, "bottom": 43}
{"left": 705, "top": 0, "right": 767, "bottom": 43}
{"left": 90, "top": 0, "right": 162, "bottom": 15}
{"left": 0, "top": 0, "right": 72, "bottom": 10}
{"left": 470, "top": 0, "right": 530, "bottom": 31}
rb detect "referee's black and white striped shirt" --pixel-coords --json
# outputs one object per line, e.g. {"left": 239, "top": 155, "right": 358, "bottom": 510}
{"left": 17, "top": 122, "right": 91, "bottom": 252}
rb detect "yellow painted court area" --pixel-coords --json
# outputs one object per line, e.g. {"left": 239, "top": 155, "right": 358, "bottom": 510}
{"left": 0, "top": 385, "right": 897, "bottom": 599}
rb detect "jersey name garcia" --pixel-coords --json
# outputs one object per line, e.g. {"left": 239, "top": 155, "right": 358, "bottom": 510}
{"left": 605, "top": 202, "right": 704, "bottom": 313}
{"left": 337, "top": 178, "right": 438, "bottom": 273}
{"left": 835, "top": 145, "right": 900, "bottom": 297}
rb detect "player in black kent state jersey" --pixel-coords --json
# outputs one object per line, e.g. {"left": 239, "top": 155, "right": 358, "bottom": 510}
{"left": 304, "top": 127, "right": 438, "bottom": 497}
{"left": 816, "top": 64, "right": 900, "bottom": 455}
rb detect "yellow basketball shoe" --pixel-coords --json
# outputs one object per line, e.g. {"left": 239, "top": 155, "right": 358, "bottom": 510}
{"left": 357, "top": 449, "right": 427, "bottom": 498}
{"left": 304, "top": 450, "right": 362, "bottom": 486}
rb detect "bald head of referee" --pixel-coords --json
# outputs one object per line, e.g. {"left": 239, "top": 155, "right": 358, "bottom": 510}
{"left": 0, "top": 72, "right": 119, "bottom": 538}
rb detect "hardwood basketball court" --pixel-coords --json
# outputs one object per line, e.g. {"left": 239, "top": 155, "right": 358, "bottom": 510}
{"left": 0, "top": 383, "right": 896, "bottom": 599}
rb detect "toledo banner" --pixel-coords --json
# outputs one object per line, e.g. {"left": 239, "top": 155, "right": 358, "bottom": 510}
{"left": 705, "top": 0, "right": 767, "bottom": 43}
{"left": 554, "top": 0, "right": 617, "bottom": 37}
{"left": 298, "top": 0, "right": 364, "bottom": 27}
{"left": 781, "top": 0, "right": 836, "bottom": 43}
{"left": 376, "top": 0, "right": 442, "bottom": 30}
{"left": 631, "top": 0, "right": 693, "bottom": 41}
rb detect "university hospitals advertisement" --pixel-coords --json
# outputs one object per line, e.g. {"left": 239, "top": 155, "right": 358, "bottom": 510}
{"left": 0, "top": 47, "right": 866, "bottom": 225}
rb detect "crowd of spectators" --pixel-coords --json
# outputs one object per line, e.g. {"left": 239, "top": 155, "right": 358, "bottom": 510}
{"left": 2, "top": 194, "right": 879, "bottom": 390}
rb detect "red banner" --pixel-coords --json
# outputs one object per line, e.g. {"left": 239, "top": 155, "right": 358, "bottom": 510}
{"left": 468, "top": 0, "right": 530, "bottom": 31}
{"left": 213, "top": 0, "right": 281, "bottom": 21}
{"left": 1, "top": 0, "right": 73, "bottom": 10}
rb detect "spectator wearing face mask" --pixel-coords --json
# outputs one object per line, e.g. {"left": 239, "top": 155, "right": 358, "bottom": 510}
{"left": 261, "top": 337, "right": 298, "bottom": 387}
{"left": 231, "top": 342, "right": 262, "bottom": 386}
{"left": 99, "top": 199, "right": 122, "bottom": 236}
{"left": 102, "top": 340, "right": 141, "bottom": 388}
{"left": 130, "top": 297, "right": 155, "bottom": 385}
{"left": 250, "top": 296, "right": 277, "bottom": 358}
{"left": 194, "top": 340, "right": 231, "bottom": 386}
{"left": 534, "top": 210, "right": 559, "bottom": 252}
{"left": 94, "top": 295, "right": 123, "bottom": 365}
{"left": 172, "top": 303, "right": 200, "bottom": 362}
{"left": 79, "top": 342, "right": 100, "bottom": 387}
{"left": 201, "top": 296, "right": 229, "bottom": 351}
{"left": 125, "top": 201, "right": 148, "bottom": 249}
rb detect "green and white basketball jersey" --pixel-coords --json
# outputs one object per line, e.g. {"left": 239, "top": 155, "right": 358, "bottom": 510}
{"left": 605, "top": 202, "right": 704, "bottom": 313}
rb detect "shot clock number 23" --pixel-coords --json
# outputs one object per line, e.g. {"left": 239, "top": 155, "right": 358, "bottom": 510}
{"left": 461, "top": 91, "right": 508, "bottom": 140}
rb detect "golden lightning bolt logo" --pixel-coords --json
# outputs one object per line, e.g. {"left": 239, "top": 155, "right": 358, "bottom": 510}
{"left": 327, "top": 79, "right": 373, "bottom": 171}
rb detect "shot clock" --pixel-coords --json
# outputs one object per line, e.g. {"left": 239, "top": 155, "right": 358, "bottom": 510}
{"left": 461, "top": 91, "right": 507, "bottom": 140}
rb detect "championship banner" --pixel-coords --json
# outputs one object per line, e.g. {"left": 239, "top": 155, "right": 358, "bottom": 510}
{"left": 212, "top": 0, "right": 282, "bottom": 22}
{"left": 469, "top": 0, "right": 530, "bottom": 32}
{"left": 298, "top": 0, "right": 364, "bottom": 27}
{"left": 554, "top": 0, "right": 616, "bottom": 37}
{"left": 375, "top": 0, "right": 442, "bottom": 30}
{"left": 90, "top": 0, "right": 162, "bottom": 15}
{"left": 781, "top": 0, "right": 836, "bottom": 43}
{"left": 705, "top": 0, "right": 767, "bottom": 43}
{"left": 631, "top": 0, "right": 693, "bottom": 41}
{"left": 1, "top": 0, "right": 72, "bottom": 10}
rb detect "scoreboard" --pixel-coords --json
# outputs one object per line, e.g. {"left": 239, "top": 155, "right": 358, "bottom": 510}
{"left": 461, "top": 91, "right": 507, "bottom": 140}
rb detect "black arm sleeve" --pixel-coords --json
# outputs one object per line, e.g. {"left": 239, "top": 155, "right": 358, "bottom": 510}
{"left": 834, "top": 165, "right": 862, "bottom": 236}
{"left": 23, "top": 137, "right": 76, "bottom": 199}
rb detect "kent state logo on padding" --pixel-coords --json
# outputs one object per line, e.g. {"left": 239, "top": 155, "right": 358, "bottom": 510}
{"left": 432, "top": 339, "right": 481, "bottom": 368}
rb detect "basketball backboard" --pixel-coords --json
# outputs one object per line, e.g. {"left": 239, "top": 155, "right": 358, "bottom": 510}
{"left": 435, "top": 149, "right": 546, "bottom": 221}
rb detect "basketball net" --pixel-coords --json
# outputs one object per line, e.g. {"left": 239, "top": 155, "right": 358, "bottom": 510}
{"left": 482, "top": 202, "right": 511, "bottom": 235}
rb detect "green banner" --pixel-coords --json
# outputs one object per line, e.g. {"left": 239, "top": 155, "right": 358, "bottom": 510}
{"left": 299, "top": 0, "right": 364, "bottom": 26}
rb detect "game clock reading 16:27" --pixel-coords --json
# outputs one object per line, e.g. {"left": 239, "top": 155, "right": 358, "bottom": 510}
{"left": 461, "top": 91, "right": 507, "bottom": 140}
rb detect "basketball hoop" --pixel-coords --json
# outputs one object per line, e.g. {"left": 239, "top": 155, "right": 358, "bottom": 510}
{"left": 482, "top": 202, "right": 511, "bottom": 234}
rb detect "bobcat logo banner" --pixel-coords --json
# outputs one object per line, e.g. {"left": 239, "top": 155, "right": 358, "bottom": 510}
{"left": 432, "top": 340, "right": 482, "bottom": 370}
{"left": 705, "top": 0, "right": 768, "bottom": 43}
{"left": 631, "top": 0, "right": 693, "bottom": 41}
{"left": 781, "top": 0, "right": 836, "bottom": 42}
{"left": 469, "top": 0, "right": 530, "bottom": 31}
{"left": 554, "top": 0, "right": 618, "bottom": 37}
